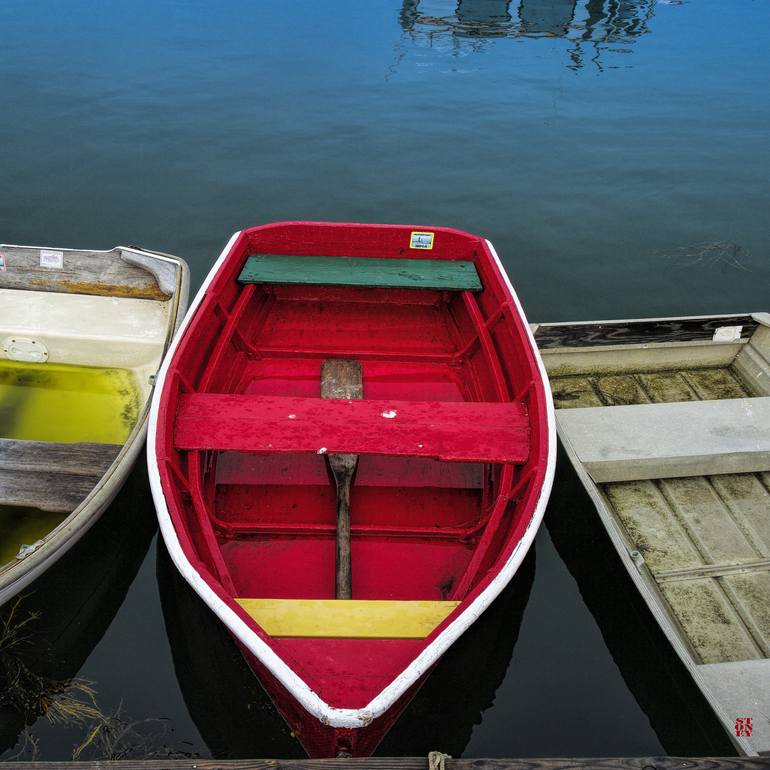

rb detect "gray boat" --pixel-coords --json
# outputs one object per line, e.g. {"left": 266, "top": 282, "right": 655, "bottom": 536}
{"left": 534, "top": 312, "right": 770, "bottom": 756}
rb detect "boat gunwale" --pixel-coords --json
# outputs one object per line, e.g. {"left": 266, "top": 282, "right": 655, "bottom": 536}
{"left": 147, "top": 222, "right": 556, "bottom": 730}
{"left": 0, "top": 243, "right": 184, "bottom": 300}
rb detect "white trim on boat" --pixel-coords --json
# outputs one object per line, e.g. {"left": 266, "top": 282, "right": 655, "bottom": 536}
{"left": 147, "top": 231, "right": 557, "bottom": 729}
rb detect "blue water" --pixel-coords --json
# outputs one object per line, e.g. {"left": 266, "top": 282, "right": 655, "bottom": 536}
{"left": 1, "top": 0, "right": 768, "bottom": 759}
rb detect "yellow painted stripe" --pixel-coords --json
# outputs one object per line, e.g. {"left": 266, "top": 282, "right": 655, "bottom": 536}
{"left": 235, "top": 598, "right": 460, "bottom": 639}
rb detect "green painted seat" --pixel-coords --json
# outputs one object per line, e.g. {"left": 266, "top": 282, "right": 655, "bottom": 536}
{"left": 237, "top": 254, "right": 482, "bottom": 292}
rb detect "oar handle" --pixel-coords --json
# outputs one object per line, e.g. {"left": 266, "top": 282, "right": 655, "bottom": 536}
{"left": 335, "top": 472, "right": 353, "bottom": 600}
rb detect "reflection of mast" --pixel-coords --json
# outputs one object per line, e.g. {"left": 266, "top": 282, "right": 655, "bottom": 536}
{"left": 517, "top": 0, "right": 577, "bottom": 36}
{"left": 568, "top": 0, "right": 654, "bottom": 71}
{"left": 581, "top": 0, "right": 654, "bottom": 41}
{"left": 608, "top": 0, "right": 654, "bottom": 38}
{"left": 399, "top": 0, "right": 420, "bottom": 32}
{"left": 582, "top": 0, "right": 606, "bottom": 39}
{"left": 456, "top": 0, "right": 514, "bottom": 37}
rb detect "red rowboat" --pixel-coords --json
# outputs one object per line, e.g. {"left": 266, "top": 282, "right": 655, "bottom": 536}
{"left": 148, "top": 221, "right": 555, "bottom": 757}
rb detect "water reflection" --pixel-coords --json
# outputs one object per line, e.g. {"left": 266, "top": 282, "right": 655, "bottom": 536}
{"left": 379, "top": 552, "right": 535, "bottom": 756}
{"left": 0, "top": 465, "right": 156, "bottom": 759}
{"left": 546, "top": 451, "right": 737, "bottom": 756}
{"left": 156, "top": 539, "right": 303, "bottom": 759}
{"left": 399, "top": 0, "right": 657, "bottom": 68}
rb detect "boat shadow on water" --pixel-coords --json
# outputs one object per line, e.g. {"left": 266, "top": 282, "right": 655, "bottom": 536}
{"left": 0, "top": 463, "right": 157, "bottom": 757}
{"left": 156, "top": 540, "right": 536, "bottom": 759}
{"left": 378, "top": 550, "right": 535, "bottom": 756}
{"left": 545, "top": 450, "right": 737, "bottom": 757}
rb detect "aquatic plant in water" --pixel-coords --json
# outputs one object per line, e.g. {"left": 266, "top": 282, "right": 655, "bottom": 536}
{"left": 72, "top": 706, "right": 197, "bottom": 761}
{"left": 659, "top": 240, "right": 752, "bottom": 272}
{"left": 0, "top": 598, "right": 198, "bottom": 761}
{"left": 0, "top": 597, "right": 101, "bottom": 728}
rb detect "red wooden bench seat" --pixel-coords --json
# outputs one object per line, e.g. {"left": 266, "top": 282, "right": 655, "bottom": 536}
{"left": 174, "top": 394, "right": 529, "bottom": 464}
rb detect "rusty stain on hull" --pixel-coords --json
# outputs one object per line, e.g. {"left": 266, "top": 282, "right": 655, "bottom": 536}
{"left": 29, "top": 277, "right": 169, "bottom": 301}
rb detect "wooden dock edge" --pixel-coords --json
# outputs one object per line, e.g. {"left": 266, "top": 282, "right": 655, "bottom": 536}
{"left": 2, "top": 759, "right": 769, "bottom": 770}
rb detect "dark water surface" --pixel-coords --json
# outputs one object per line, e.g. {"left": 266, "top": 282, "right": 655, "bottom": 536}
{"left": 1, "top": 0, "right": 769, "bottom": 759}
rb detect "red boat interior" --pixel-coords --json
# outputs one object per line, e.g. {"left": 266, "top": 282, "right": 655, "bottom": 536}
{"left": 157, "top": 222, "right": 548, "bottom": 711}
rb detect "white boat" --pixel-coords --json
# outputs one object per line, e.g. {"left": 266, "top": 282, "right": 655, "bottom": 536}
{"left": 0, "top": 243, "right": 189, "bottom": 604}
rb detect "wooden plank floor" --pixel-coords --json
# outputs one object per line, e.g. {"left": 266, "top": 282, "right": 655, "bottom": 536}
{"left": 550, "top": 357, "right": 770, "bottom": 666}
{"left": 550, "top": 365, "right": 753, "bottom": 410}
{"left": 602, "top": 472, "right": 770, "bottom": 664}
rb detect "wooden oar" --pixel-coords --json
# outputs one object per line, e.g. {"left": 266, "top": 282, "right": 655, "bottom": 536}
{"left": 321, "top": 359, "right": 362, "bottom": 600}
